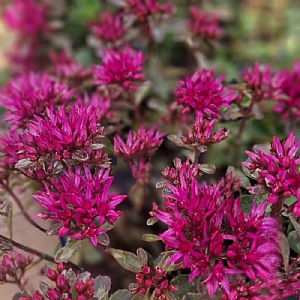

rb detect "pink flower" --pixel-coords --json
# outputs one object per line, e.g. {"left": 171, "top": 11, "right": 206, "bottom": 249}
{"left": 151, "top": 171, "right": 281, "bottom": 297}
{"left": 2, "top": 0, "right": 51, "bottom": 72}
{"left": 76, "top": 92, "right": 112, "bottom": 123}
{"left": 50, "top": 52, "right": 91, "bottom": 84}
{"left": 243, "top": 132, "right": 300, "bottom": 215}
{"left": 1, "top": 103, "right": 109, "bottom": 179}
{"left": 3, "top": 0, "right": 50, "bottom": 39}
{"left": 91, "top": 11, "right": 126, "bottom": 45}
{"left": 174, "top": 69, "right": 234, "bottom": 118}
{"left": 241, "top": 62, "right": 280, "bottom": 103}
{"left": 161, "top": 158, "right": 201, "bottom": 186}
{"left": 93, "top": 46, "right": 146, "bottom": 91}
{"left": 187, "top": 6, "right": 221, "bottom": 39}
{"left": 273, "top": 61, "right": 300, "bottom": 120}
{"left": 0, "top": 72, "right": 72, "bottom": 130}
{"left": 34, "top": 166, "right": 126, "bottom": 246}
{"left": 129, "top": 158, "right": 152, "bottom": 185}
{"left": 114, "top": 125, "right": 164, "bottom": 159}
{"left": 181, "top": 112, "right": 229, "bottom": 148}
{"left": 124, "top": 0, "right": 173, "bottom": 24}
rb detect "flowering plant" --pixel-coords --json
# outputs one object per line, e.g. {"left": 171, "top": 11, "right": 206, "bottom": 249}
{"left": 0, "top": 1, "right": 300, "bottom": 300}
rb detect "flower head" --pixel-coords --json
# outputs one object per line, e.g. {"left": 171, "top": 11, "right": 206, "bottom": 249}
{"left": 243, "top": 132, "right": 300, "bottom": 215}
{"left": 91, "top": 11, "right": 126, "bottom": 45}
{"left": 1, "top": 103, "right": 109, "bottom": 179}
{"left": 0, "top": 72, "right": 72, "bottom": 130}
{"left": 181, "top": 112, "right": 229, "bottom": 149}
{"left": 3, "top": 0, "right": 49, "bottom": 39}
{"left": 273, "top": 61, "right": 300, "bottom": 120}
{"left": 50, "top": 51, "right": 91, "bottom": 84}
{"left": 187, "top": 6, "right": 221, "bottom": 39}
{"left": 174, "top": 69, "right": 234, "bottom": 118}
{"left": 93, "top": 46, "right": 145, "bottom": 91}
{"left": 160, "top": 158, "right": 201, "bottom": 186}
{"left": 114, "top": 125, "right": 164, "bottom": 159}
{"left": 124, "top": 0, "right": 173, "bottom": 24}
{"left": 151, "top": 172, "right": 281, "bottom": 297}
{"left": 76, "top": 92, "right": 112, "bottom": 123}
{"left": 34, "top": 166, "right": 126, "bottom": 246}
{"left": 241, "top": 62, "right": 280, "bottom": 103}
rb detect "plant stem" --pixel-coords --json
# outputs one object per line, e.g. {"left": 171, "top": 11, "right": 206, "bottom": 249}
{"left": 1, "top": 182, "right": 47, "bottom": 233}
{"left": 232, "top": 100, "right": 255, "bottom": 167}
{"left": 193, "top": 147, "right": 201, "bottom": 165}
{"left": 0, "top": 234, "right": 83, "bottom": 272}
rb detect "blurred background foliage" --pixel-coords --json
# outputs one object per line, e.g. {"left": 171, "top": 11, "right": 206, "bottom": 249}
{"left": 1, "top": 0, "right": 299, "bottom": 76}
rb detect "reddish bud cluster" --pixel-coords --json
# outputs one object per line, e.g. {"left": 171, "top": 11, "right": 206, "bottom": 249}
{"left": 20, "top": 263, "right": 95, "bottom": 300}
{"left": 91, "top": 11, "right": 126, "bottom": 45}
{"left": 0, "top": 251, "right": 33, "bottom": 286}
{"left": 187, "top": 6, "right": 221, "bottom": 39}
{"left": 130, "top": 265, "right": 177, "bottom": 299}
{"left": 181, "top": 113, "right": 229, "bottom": 148}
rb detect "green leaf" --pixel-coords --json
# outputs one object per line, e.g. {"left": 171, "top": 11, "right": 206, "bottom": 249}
{"left": 198, "top": 163, "right": 216, "bottom": 175}
{"left": 226, "top": 166, "right": 251, "bottom": 189}
{"left": 285, "top": 196, "right": 297, "bottom": 206}
{"left": 240, "top": 195, "right": 255, "bottom": 213}
{"left": 288, "top": 213, "right": 300, "bottom": 239}
{"left": 171, "top": 275, "right": 197, "bottom": 299}
{"left": 109, "top": 289, "right": 132, "bottom": 300}
{"left": 109, "top": 248, "right": 142, "bottom": 273}
{"left": 136, "top": 248, "right": 148, "bottom": 266}
{"left": 288, "top": 230, "right": 300, "bottom": 254}
{"left": 93, "top": 275, "right": 111, "bottom": 300}
{"left": 54, "top": 239, "right": 82, "bottom": 262}
{"left": 279, "top": 232, "right": 290, "bottom": 272}
{"left": 142, "top": 234, "right": 161, "bottom": 242}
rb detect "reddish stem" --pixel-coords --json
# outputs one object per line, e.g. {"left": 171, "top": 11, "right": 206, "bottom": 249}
{"left": 1, "top": 181, "right": 47, "bottom": 233}
{"left": 0, "top": 234, "right": 83, "bottom": 272}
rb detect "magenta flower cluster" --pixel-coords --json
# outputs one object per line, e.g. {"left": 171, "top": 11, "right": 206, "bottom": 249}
{"left": 114, "top": 125, "right": 164, "bottom": 184}
{"left": 151, "top": 171, "right": 282, "bottom": 298}
{"left": 174, "top": 69, "right": 234, "bottom": 118}
{"left": 93, "top": 46, "right": 146, "bottom": 91}
{"left": 1, "top": 103, "right": 109, "bottom": 179}
{"left": 91, "top": 11, "right": 126, "bottom": 46}
{"left": 243, "top": 132, "right": 300, "bottom": 215}
{"left": 273, "top": 61, "right": 300, "bottom": 120}
{"left": 2, "top": 0, "right": 49, "bottom": 38}
{"left": 181, "top": 112, "right": 229, "bottom": 149}
{"left": 34, "top": 166, "right": 126, "bottom": 246}
{"left": 241, "top": 61, "right": 280, "bottom": 103}
{"left": 0, "top": 72, "right": 72, "bottom": 130}
{"left": 187, "top": 6, "right": 221, "bottom": 39}
{"left": 124, "top": 0, "right": 173, "bottom": 24}
{"left": 114, "top": 125, "right": 164, "bottom": 159}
